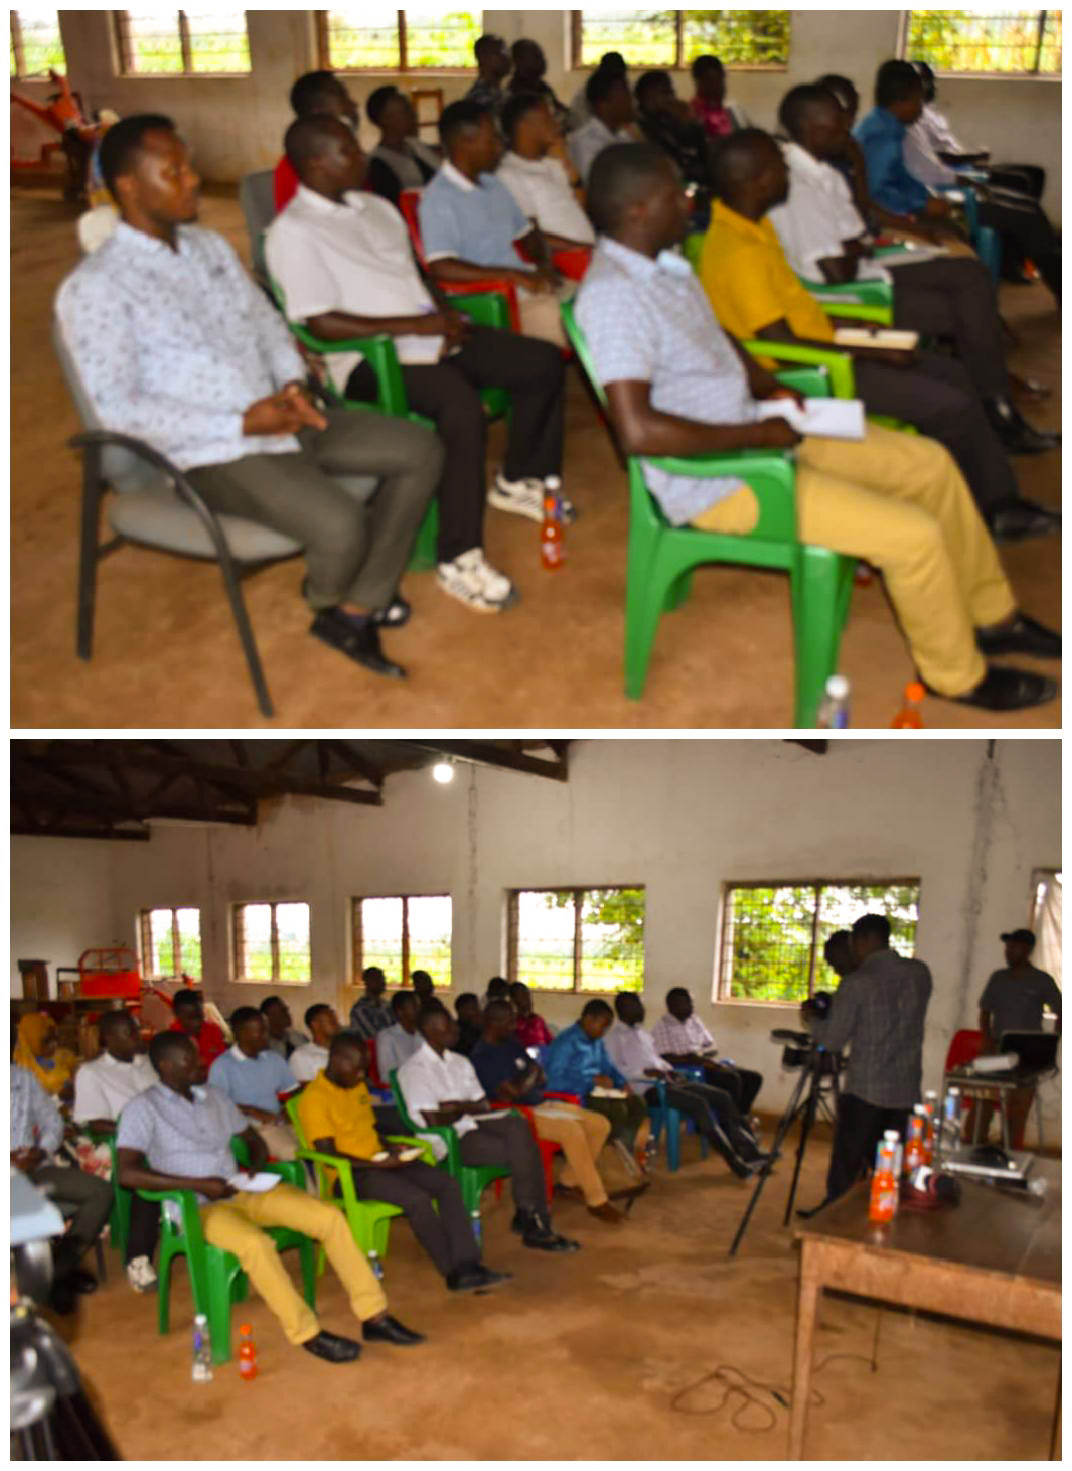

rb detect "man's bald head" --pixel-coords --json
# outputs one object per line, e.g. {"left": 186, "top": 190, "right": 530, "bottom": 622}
{"left": 284, "top": 113, "right": 352, "bottom": 178}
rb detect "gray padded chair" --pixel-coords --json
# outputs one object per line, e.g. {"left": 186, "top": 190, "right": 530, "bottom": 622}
{"left": 53, "top": 314, "right": 377, "bottom": 719}
{"left": 239, "top": 168, "right": 276, "bottom": 283}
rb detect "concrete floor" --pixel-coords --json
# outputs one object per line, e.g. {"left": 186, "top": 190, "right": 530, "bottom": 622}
{"left": 54, "top": 1129, "right": 1059, "bottom": 1461}
{"left": 11, "top": 185, "right": 1062, "bottom": 730}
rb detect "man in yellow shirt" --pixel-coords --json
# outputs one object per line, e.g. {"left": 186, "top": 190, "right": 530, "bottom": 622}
{"left": 298, "top": 1032, "right": 509, "bottom": 1293}
{"left": 698, "top": 130, "right": 1059, "bottom": 545}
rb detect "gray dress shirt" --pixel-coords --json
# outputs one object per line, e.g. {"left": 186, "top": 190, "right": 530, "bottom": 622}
{"left": 116, "top": 1081, "right": 248, "bottom": 1199}
{"left": 10, "top": 1066, "right": 64, "bottom": 1154}
{"left": 809, "top": 947, "right": 932, "bottom": 1108}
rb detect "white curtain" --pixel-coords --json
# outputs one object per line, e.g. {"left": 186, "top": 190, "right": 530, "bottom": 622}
{"left": 1032, "top": 871, "right": 1062, "bottom": 991}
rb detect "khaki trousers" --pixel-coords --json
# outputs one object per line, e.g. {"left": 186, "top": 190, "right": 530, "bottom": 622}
{"left": 518, "top": 283, "right": 574, "bottom": 349}
{"left": 691, "top": 423, "right": 1014, "bottom": 697}
{"left": 252, "top": 1117, "right": 298, "bottom": 1162}
{"left": 530, "top": 1102, "right": 612, "bottom": 1206}
{"left": 202, "top": 1183, "right": 387, "bottom": 1346}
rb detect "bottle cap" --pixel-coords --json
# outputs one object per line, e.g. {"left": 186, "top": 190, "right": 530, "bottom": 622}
{"left": 906, "top": 681, "right": 925, "bottom": 701}
{"left": 883, "top": 1129, "right": 900, "bottom": 1140}
{"left": 239, "top": 1323, "right": 252, "bottom": 1334}
{"left": 825, "top": 674, "right": 849, "bottom": 699}
{"left": 544, "top": 475, "right": 561, "bottom": 491}
{"left": 924, "top": 1089, "right": 937, "bottom": 1099}
{"left": 913, "top": 1103, "right": 927, "bottom": 1113}
{"left": 194, "top": 1313, "right": 207, "bottom": 1325}
{"left": 949, "top": 1086, "right": 960, "bottom": 1097}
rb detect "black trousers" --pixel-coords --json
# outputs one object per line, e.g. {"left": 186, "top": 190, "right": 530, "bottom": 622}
{"left": 126, "top": 1190, "right": 161, "bottom": 1265}
{"left": 696, "top": 1061, "right": 763, "bottom": 1115}
{"left": 825, "top": 1093, "right": 910, "bottom": 1202}
{"left": 346, "top": 1159, "right": 477, "bottom": 1277}
{"left": 889, "top": 255, "right": 1006, "bottom": 399}
{"left": 31, "top": 1166, "right": 112, "bottom": 1275}
{"left": 987, "top": 164, "right": 1044, "bottom": 201}
{"left": 346, "top": 324, "right": 566, "bottom": 564}
{"left": 852, "top": 353, "right": 1020, "bottom": 515}
{"left": 456, "top": 1114, "right": 546, "bottom": 1215}
{"left": 978, "top": 190, "right": 1061, "bottom": 298}
{"left": 643, "top": 1081, "right": 757, "bottom": 1163}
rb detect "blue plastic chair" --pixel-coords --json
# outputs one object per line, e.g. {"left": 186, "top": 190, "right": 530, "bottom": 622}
{"left": 646, "top": 1077, "right": 710, "bottom": 1172}
{"left": 941, "top": 184, "right": 1002, "bottom": 282}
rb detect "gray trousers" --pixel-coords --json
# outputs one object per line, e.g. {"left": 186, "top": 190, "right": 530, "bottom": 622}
{"left": 32, "top": 1164, "right": 113, "bottom": 1273}
{"left": 457, "top": 1114, "right": 546, "bottom": 1214}
{"left": 186, "top": 410, "right": 443, "bottom": 612}
{"left": 347, "top": 1159, "right": 477, "bottom": 1277}
{"left": 889, "top": 255, "right": 1006, "bottom": 399}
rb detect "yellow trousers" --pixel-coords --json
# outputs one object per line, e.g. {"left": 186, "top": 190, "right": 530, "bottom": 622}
{"left": 691, "top": 422, "right": 1014, "bottom": 696}
{"left": 530, "top": 1102, "right": 612, "bottom": 1206}
{"left": 202, "top": 1183, "right": 386, "bottom": 1346}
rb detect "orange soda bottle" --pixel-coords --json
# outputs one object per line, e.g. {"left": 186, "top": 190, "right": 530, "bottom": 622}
{"left": 540, "top": 482, "right": 564, "bottom": 571}
{"left": 868, "top": 1134, "right": 898, "bottom": 1223}
{"left": 238, "top": 1323, "right": 257, "bottom": 1381}
{"left": 904, "top": 1107, "right": 927, "bottom": 1173}
{"left": 921, "top": 1090, "right": 938, "bottom": 1165}
{"left": 891, "top": 682, "right": 925, "bottom": 728}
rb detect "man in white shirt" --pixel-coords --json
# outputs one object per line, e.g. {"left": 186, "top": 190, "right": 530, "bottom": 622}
{"left": 56, "top": 113, "right": 443, "bottom": 682}
{"left": 288, "top": 1003, "right": 341, "bottom": 1084}
{"left": 651, "top": 987, "right": 764, "bottom": 1116}
{"left": 567, "top": 52, "right": 629, "bottom": 132}
{"left": 568, "top": 70, "right": 638, "bottom": 185}
{"left": 397, "top": 1005, "right": 579, "bottom": 1251}
{"left": 497, "top": 93, "right": 595, "bottom": 248}
{"left": 376, "top": 992, "right": 425, "bottom": 1080}
{"left": 606, "top": 994, "right": 765, "bottom": 1175}
{"left": 71, "top": 1009, "right": 160, "bottom": 1293}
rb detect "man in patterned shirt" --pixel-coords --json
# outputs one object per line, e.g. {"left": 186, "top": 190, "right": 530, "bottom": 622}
{"left": 55, "top": 113, "right": 443, "bottom": 682}
{"left": 573, "top": 142, "right": 1058, "bottom": 714}
{"left": 348, "top": 966, "right": 394, "bottom": 1040}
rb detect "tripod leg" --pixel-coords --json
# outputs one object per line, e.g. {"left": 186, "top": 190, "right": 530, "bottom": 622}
{"left": 784, "top": 1069, "right": 822, "bottom": 1226}
{"left": 729, "top": 1065, "right": 810, "bottom": 1257}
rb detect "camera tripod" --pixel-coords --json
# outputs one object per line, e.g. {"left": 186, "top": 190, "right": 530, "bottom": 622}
{"left": 728, "top": 1035, "right": 841, "bottom": 1257}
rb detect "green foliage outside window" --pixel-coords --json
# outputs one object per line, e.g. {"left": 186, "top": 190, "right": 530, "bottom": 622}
{"left": 11, "top": 9, "right": 66, "bottom": 78}
{"left": 905, "top": 10, "right": 1061, "bottom": 74}
{"left": 512, "top": 887, "right": 645, "bottom": 993}
{"left": 326, "top": 9, "right": 481, "bottom": 70}
{"left": 577, "top": 10, "right": 789, "bottom": 69}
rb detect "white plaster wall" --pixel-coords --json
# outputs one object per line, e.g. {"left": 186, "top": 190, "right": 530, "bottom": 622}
{"left": 42, "top": 9, "right": 1060, "bottom": 219}
{"left": 8, "top": 837, "right": 126, "bottom": 993}
{"left": 10, "top": 739, "right": 1061, "bottom": 1139}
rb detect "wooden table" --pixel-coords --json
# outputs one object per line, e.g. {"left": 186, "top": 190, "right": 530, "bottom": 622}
{"left": 790, "top": 1159, "right": 1061, "bottom": 1458}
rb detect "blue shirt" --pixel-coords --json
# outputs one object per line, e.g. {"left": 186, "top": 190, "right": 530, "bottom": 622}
{"left": 207, "top": 1046, "right": 296, "bottom": 1115}
{"left": 470, "top": 1038, "right": 544, "bottom": 1105}
{"left": 419, "top": 160, "right": 533, "bottom": 272}
{"left": 854, "top": 107, "right": 930, "bottom": 216}
{"left": 544, "top": 1023, "right": 626, "bottom": 1098}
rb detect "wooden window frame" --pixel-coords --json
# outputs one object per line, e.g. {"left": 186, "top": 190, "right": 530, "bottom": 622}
{"left": 569, "top": 9, "right": 788, "bottom": 73}
{"left": 113, "top": 9, "right": 251, "bottom": 78}
{"left": 506, "top": 885, "right": 646, "bottom": 996}
{"left": 232, "top": 900, "right": 312, "bottom": 986}
{"left": 350, "top": 893, "right": 452, "bottom": 986}
{"left": 138, "top": 905, "right": 202, "bottom": 982}
{"left": 900, "top": 10, "right": 1062, "bottom": 77}
{"left": 717, "top": 877, "right": 921, "bottom": 1005}
{"left": 10, "top": 10, "right": 66, "bottom": 80}
{"left": 316, "top": 9, "right": 479, "bottom": 75}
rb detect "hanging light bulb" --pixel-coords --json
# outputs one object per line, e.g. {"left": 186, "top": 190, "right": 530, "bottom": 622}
{"left": 432, "top": 760, "right": 454, "bottom": 784}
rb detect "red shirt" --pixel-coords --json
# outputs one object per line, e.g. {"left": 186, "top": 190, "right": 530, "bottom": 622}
{"left": 690, "top": 96, "right": 735, "bottom": 139}
{"left": 168, "top": 1018, "right": 227, "bottom": 1068}
{"left": 274, "top": 154, "right": 298, "bottom": 212}
{"left": 515, "top": 1014, "right": 554, "bottom": 1049}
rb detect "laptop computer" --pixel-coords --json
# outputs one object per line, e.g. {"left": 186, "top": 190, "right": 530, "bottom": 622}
{"left": 996, "top": 1030, "right": 1060, "bottom": 1078}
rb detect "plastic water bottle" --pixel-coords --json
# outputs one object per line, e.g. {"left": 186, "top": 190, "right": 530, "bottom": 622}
{"left": 238, "top": 1323, "right": 257, "bottom": 1381}
{"left": 367, "top": 1249, "right": 384, "bottom": 1281}
{"left": 868, "top": 1135, "right": 898, "bottom": 1223}
{"left": 816, "top": 674, "right": 850, "bottom": 729}
{"left": 192, "top": 1313, "right": 213, "bottom": 1382}
{"left": 891, "top": 681, "right": 925, "bottom": 728}
{"left": 540, "top": 482, "right": 565, "bottom": 570}
{"left": 470, "top": 1209, "right": 483, "bottom": 1247}
{"left": 938, "top": 1087, "right": 962, "bottom": 1159}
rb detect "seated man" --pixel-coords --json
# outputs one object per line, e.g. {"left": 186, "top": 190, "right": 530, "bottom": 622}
{"left": 574, "top": 142, "right": 1058, "bottom": 713}
{"left": 275, "top": 69, "right": 359, "bottom": 212}
{"left": 410, "top": 971, "right": 436, "bottom": 1006}
{"left": 770, "top": 85, "right": 1057, "bottom": 456}
{"left": 72, "top": 1008, "right": 161, "bottom": 1292}
{"left": 544, "top": 999, "right": 651, "bottom": 1166}
{"left": 497, "top": 93, "right": 595, "bottom": 250}
{"left": 651, "top": 987, "right": 763, "bottom": 1116}
{"left": 269, "top": 114, "right": 568, "bottom": 578}
{"left": 910, "top": 61, "right": 1045, "bottom": 205}
{"left": 463, "top": 33, "right": 511, "bottom": 122}
{"left": 699, "top": 130, "right": 1060, "bottom": 540}
{"left": 567, "top": 50, "right": 629, "bottom": 132}
{"left": 299, "top": 1031, "right": 508, "bottom": 1291}
{"left": 118, "top": 1032, "right": 423, "bottom": 1362}
{"left": 12, "top": 1046, "right": 113, "bottom": 1314}
{"left": 569, "top": 69, "right": 638, "bottom": 187}
{"left": 506, "top": 39, "right": 569, "bottom": 128}
{"left": 606, "top": 993, "right": 765, "bottom": 1176}
{"left": 472, "top": 999, "right": 635, "bottom": 1223}
{"left": 289, "top": 1003, "right": 342, "bottom": 1084}
{"left": 167, "top": 988, "right": 227, "bottom": 1073}
{"left": 377, "top": 991, "right": 424, "bottom": 1079}
{"left": 690, "top": 54, "right": 749, "bottom": 140}
{"left": 365, "top": 85, "right": 442, "bottom": 207}
{"left": 57, "top": 114, "right": 443, "bottom": 683}
{"left": 260, "top": 996, "right": 309, "bottom": 1059}
{"left": 398, "top": 1005, "right": 580, "bottom": 1251}
{"left": 483, "top": 975, "right": 512, "bottom": 1007}
{"left": 207, "top": 1007, "right": 300, "bottom": 1160}
{"left": 634, "top": 70, "right": 714, "bottom": 194}
{"left": 453, "top": 994, "right": 483, "bottom": 1056}
{"left": 348, "top": 966, "right": 394, "bottom": 1039}
{"left": 419, "top": 101, "right": 575, "bottom": 353}
{"left": 510, "top": 981, "right": 554, "bottom": 1050}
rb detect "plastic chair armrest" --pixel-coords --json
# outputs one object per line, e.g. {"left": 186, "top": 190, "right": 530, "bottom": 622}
{"left": 822, "top": 302, "right": 894, "bottom": 325}
{"left": 447, "top": 289, "right": 511, "bottom": 331}
{"left": 439, "top": 278, "right": 520, "bottom": 332}
{"left": 741, "top": 339, "right": 856, "bottom": 399}
{"left": 541, "top": 1091, "right": 583, "bottom": 1106}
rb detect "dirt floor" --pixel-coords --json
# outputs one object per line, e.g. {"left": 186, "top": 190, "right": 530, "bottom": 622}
{"left": 49, "top": 1127, "right": 1059, "bottom": 1461}
{"left": 10, "top": 185, "right": 1062, "bottom": 731}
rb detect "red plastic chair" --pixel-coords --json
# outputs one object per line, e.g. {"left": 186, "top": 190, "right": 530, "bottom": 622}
{"left": 944, "top": 1028, "right": 983, "bottom": 1139}
{"left": 399, "top": 189, "right": 521, "bottom": 332}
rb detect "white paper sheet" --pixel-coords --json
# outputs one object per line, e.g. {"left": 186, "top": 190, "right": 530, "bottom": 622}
{"left": 755, "top": 397, "right": 866, "bottom": 441}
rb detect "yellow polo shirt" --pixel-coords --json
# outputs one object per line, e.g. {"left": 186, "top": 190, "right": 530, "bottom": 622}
{"left": 297, "top": 1070, "right": 380, "bottom": 1162}
{"left": 698, "top": 200, "right": 835, "bottom": 356}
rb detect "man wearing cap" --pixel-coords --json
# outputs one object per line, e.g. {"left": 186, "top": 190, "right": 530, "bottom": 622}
{"left": 977, "top": 929, "right": 1061, "bottom": 1146}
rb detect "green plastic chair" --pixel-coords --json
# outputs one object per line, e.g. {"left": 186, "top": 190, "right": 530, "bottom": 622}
{"left": 137, "top": 1143, "right": 316, "bottom": 1365}
{"left": 102, "top": 1132, "right": 131, "bottom": 1258}
{"left": 561, "top": 299, "right": 854, "bottom": 728}
{"left": 389, "top": 1068, "right": 512, "bottom": 1215}
{"left": 798, "top": 274, "right": 894, "bottom": 324}
{"left": 284, "top": 1093, "right": 433, "bottom": 1277}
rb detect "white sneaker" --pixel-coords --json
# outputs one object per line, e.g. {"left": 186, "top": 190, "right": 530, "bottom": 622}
{"left": 126, "top": 1255, "right": 158, "bottom": 1293}
{"left": 437, "top": 548, "right": 519, "bottom": 613}
{"left": 488, "top": 473, "right": 577, "bottom": 525}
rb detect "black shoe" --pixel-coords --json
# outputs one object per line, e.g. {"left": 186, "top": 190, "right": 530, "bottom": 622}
{"left": 937, "top": 664, "right": 1058, "bottom": 712}
{"left": 371, "top": 595, "right": 411, "bottom": 629}
{"left": 310, "top": 609, "right": 406, "bottom": 678}
{"left": 608, "top": 1181, "right": 652, "bottom": 1204}
{"left": 62, "top": 1269, "right": 99, "bottom": 1296}
{"left": 987, "top": 504, "right": 1061, "bottom": 543}
{"left": 301, "top": 1330, "right": 362, "bottom": 1363}
{"left": 795, "top": 1198, "right": 832, "bottom": 1221}
{"left": 47, "top": 1280, "right": 78, "bottom": 1316}
{"left": 447, "top": 1265, "right": 511, "bottom": 1293}
{"left": 977, "top": 614, "right": 1061, "bottom": 660}
{"left": 522, "top": 1226, "right": 582, "bottom": 1252}
{"left": 362, "top": 1313, "right": 426, "bottom": 1346}
{"left": 985, "top": 398, "right": 1061, "bottom": 454}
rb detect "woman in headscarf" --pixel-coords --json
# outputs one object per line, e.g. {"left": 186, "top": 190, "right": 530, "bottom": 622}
{"left": 14, "top": 1012, "right": 79, "bottom": 1099}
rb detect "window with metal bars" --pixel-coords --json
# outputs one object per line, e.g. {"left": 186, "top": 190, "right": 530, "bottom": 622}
{"left": 138, "top": 906, "right": 203, "bottom": 982}
{"left": 351, "top": 895, "right": 452, "bottom": 988}
{"left": 318, "top": 8, "right": 482, "bottom": 71}
{"left": 506, "top": 887, "right": 645, "bottom": 994}
{"left": 903, "top": 11, "right": 1061, "bottom": 75}
{"left": 10, "top": 9, "right": 66, "bottom": 79}
{"left": 718, "top": 880, "right": 921, "bottom": 1004}
{"left": 233, "top": 901, "right": 311, "bottom": 985}
{"left": 113, "top": 10, "right": 251, "bottom": 76}
{"left": 571, "top": 10, "right": 789, "bottom": 70}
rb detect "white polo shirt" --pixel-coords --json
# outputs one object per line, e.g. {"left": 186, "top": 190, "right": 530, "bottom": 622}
{"left": 397, "top": 1040, "right": 486, "bottom": 1160}
{"left": 265, "top": 183, "right": 444, "bottom": 385}
{"left": 288, "top": 1040, "right": 328, "bottom": 1084}
{"left": 72, "top": 1050, "right": 155, "bottom": 1124}
{"left": 769, "top": 141, "right": 892, "bottom": 285}
{"left": 496, "top": 151, "right": 595, "bottom": 246}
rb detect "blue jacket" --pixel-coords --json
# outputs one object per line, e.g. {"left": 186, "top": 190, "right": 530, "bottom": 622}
{"left": 544, "top": 1023, "right": 626, "bottom": 1098}
{"left": 854, "top": 106, "right": 930, "bottom": 216}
